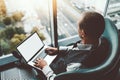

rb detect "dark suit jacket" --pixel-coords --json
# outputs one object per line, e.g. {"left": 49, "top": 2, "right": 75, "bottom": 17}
{"left": 50, "top": 37, "right": 110, "bottom": 74}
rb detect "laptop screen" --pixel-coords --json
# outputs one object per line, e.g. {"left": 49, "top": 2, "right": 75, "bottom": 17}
{"left": 17, "top": 32, "right": 44, "bottom": 62}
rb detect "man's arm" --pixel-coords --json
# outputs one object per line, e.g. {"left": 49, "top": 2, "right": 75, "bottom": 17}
{"left": 42, "top": 65, "right": 56, "bottom": 80}
{"left": 34, "top": 58, "right": 56, "bottom": 80}
{"left": 57, "top": 45, "right": 73, "bottom": 55}
{"left": 42, "top": 62, "right": 81, "bottom": 80}
{"left": 45, "top": 45, "right": 73, "bottom": 56}
{"left": 34, "top": 58, "right": 81, "bottom": 80}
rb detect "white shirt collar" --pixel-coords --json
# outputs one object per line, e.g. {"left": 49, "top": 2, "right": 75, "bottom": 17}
{"left": 76, "top": 38, "right": 101, "bottom": 50}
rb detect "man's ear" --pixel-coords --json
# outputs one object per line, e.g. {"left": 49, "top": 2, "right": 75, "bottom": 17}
{"left": 81, "top": 30, "right": 85, "bottom": 38}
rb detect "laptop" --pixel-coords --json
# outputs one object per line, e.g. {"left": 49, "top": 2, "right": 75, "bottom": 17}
{"left": 16, "top": 32, "right": 57, "bottom": 70}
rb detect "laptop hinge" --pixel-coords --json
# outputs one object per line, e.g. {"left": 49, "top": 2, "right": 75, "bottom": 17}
{"left": 28, "top": 46, "right": 44, "bottom": 62}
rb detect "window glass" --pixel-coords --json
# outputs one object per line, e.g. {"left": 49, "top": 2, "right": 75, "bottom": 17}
{"left": 106, "top": 0, "right": 120, "bottom": 29}
{"left": 57, "top": 0, "right": 108, "bottom": 45}
{"left": 0, "top": 0, "right": 51, "bottom": 56}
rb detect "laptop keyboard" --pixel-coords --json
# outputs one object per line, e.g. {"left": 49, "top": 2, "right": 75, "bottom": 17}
{"left": 33, "top": 50, "right": 47, "bottom": 62}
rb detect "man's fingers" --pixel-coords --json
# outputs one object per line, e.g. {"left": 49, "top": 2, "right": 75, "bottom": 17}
{"left": 34, "top": 58, "right": 41, "bottom": 64}
{"left": 34, "top": 61, "right": 37, "bottom": 64}
{"left": 36, "top": 58, "right": 42, "bottom": 61}
{"left": 45, "top": 49, "right": 49, "bottom": 53}
{"left": 34, "top": 63, "right": 38, "bottom": 67}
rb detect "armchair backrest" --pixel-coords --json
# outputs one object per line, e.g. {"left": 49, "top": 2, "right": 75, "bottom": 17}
{"left": 54, "top": 18, "right": 120, "bottom": 80}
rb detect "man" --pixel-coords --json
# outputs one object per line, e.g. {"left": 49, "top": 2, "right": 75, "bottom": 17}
{"left": 34, "top": 11, "right": 109, "bottom": 80}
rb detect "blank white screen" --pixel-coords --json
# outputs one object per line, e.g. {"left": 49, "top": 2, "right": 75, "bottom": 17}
{"left": 17, "top": 33, "right": 44, "bottom": 61}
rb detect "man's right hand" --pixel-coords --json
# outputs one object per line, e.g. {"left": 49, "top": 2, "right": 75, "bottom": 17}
{"left": 45, "top": 47, "right": 58, "bottom": 55}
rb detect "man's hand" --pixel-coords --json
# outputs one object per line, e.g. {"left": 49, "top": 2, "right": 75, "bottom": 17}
{"left": 45, "top": 47, "right": 58, "bottom": 55}
{"left": 34, "top": 58, "right": 47, "bottom": 69}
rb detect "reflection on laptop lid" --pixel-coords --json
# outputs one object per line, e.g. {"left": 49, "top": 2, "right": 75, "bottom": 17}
{"left": 17, "top": 32, "right": 44, "bottom": 62}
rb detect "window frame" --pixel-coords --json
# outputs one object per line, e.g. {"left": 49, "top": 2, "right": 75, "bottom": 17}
{"left": 51, "top": 0, "right": 58, "bottom": 47}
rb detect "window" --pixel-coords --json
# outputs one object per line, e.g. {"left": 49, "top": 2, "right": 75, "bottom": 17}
{"left": 106, "top": 0, "right": 120, "bottom": 29}
{"left": 0, "top": 0, "right": 118, "bottom": 56}
{"left": 57, "top": 0, "right": 108, "bottom": 46}
{"left": 0, "top": 0, "right": 52, "bottom": 56}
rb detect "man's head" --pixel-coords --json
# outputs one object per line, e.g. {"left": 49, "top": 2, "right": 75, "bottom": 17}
{"left": 78, "top": 11, "right": 105, "bottom": 39}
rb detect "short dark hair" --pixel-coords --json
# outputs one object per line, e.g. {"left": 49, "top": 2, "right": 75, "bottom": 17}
{"left": 78, "top": 11, "right": 105, "bottom": 38}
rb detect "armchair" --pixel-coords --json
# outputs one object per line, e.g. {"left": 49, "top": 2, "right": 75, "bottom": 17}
{"left": 54, "top": 18, "right": 120, "bottom": 80}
